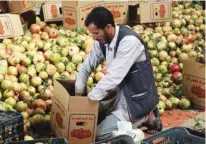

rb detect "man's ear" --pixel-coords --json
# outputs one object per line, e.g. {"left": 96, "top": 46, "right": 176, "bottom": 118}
{"left": 105, "top": 24, "right": 113, "bottom": 33}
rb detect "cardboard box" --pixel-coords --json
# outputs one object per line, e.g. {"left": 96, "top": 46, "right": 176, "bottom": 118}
{"left": 6, "top": 0, "right": 45, "bottom": 13}
{"left": 104, "top": 1, "right": 128, "bottom": 24}
{"left": 50, "top": 80, "right": 99, "bottom": 144}
{"left": 129, "top": 1, "right": 172, "bottom": 24}
{"left": 0, "top": 14, "right": 24, "bottom": 39}
{"left": 6, "top": 0, "right": 35, "bottom": 13}
{"left": 128, "top": 0, "right": 171, "bottom": 6}
{"left": 42, "top": 2, "right": 63, "bottom": 22}
{"left": 183, "top": 59, "right": 205, "bottom": 109}
{"left": 128, "top": 0, "right": 147, "bottom": 6}
{"left": 62, "top": 1, "right": 104, "bottom": 30}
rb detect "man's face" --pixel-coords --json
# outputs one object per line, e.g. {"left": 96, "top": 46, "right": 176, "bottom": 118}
{"left": 87, "top": 24, "right": 112, "bottom": 44}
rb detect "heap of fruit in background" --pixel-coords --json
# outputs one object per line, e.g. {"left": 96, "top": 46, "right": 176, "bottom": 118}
{"left": 133, "top": 1, "right": 205, "bottom": 114}
{"left": 0, "top": 1, "right": 204, "bottom": 139}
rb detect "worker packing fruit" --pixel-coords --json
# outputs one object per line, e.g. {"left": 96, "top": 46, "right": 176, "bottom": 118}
{"left": 75, "top": 7, "right": 162, "bottom": 142}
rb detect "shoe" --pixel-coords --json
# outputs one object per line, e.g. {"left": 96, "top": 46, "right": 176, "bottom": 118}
{"left": 142, "top": 107, "right": 163, "bottom": 134}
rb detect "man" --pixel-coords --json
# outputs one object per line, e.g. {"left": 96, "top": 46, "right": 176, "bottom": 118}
{"left": 75, "top": 7, "right": 162, "bottom": 141}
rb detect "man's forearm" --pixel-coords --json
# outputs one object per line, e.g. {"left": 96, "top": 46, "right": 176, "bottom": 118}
{"left": 75, "top": 41, "right": 104, "bottom": 94}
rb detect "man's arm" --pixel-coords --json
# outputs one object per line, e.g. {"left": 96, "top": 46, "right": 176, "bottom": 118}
{"left": 75, "top": 41, "right": 104, "bottom": 95}
{"left": 88, "top": 36, "right": 146, "bottom": 100}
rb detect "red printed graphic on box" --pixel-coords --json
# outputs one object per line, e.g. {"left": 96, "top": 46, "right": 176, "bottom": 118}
{"left": 21, "top": 0, "right": 35, "bottom": 9}
{"left": 51, "top": 5, "right": 58, "bottom": 18}
{"left": 159, "top": 4, "right": 166, "bottom": 18}
{"left": 63, "top": 7, "right": 76, "bottom": 29}
{"left": 0, "top": 21, "right": 4, "bottom": 35}
{"left": 184, "top": 75, "right": 205, "bottom": 106}
{"left": 68, "top": 114, "right": 96, "bottom": 143}
{"left": 53, "top": 101, "right": 66, "bottom": 137}
{"left": 151, "top": 2, "right": 171, "bottom": 20}
{"left": 0, "top": 17, "right": 14, "bottom": 37}
{"left": 188, "top": 76, "right": 205, "bottom": 99}
{"left": 70, "top": 128, "right": 92, "bottom": 139}
{"left": 104, "top": 2, "right": 127, "bottom": 23}
{"left": 191, "top": 85, "right": 205, "bottom": 98}
{"left": 21, "top": 0, "right": 26, "bottom": 8}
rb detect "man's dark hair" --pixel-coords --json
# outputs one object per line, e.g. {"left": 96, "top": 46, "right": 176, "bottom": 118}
{"left": 85, "top": 7, "right": 115, "bottom": 29}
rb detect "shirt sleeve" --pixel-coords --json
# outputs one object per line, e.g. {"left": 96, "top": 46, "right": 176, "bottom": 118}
{"left": 88, "top": 36, "right": 145, "bottom": 100}
{"left": 75, "top": 41, "right": 104, "bottom": 94}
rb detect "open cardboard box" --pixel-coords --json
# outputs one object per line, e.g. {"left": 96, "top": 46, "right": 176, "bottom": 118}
{"left": 50, "top": 80, "right": 99, "bottom": 144}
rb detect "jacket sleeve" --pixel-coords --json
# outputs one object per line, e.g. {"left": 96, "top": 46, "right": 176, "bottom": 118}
{"left": 75, "top": 41, "right": 105, "bottom": 94}
{"left": 88, "top": 36, "right": 146, "bottom": 100}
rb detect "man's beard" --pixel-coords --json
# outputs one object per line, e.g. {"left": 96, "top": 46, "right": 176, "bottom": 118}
{"left": 103, "top": 30, "right": 111, "bottom": 44}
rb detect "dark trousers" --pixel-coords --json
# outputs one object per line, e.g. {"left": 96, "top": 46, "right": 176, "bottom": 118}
{"left": 97, "top": 102, "right": 106, "bottom": 125}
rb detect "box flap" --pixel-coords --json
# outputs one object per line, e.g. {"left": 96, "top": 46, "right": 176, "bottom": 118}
{"left": 183, "top": 60, "right": 205, "bottom": 78}
{"left": 0, "top": 14, "right": 24, "bottom": 39}
{"left": 69, "top": 97, "right": 99, "bottom": 112}
{"left": 55, "top": 79, "right": 76, "bottom": 95}
{"left": 53, "top": 80, "right": 72, "bottom": 111}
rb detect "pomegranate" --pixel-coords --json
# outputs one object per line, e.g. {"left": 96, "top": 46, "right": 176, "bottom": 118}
{"left": 169, "top": 64, "right": 180, "bottom": 73}
{"left": 172, "top": 71, "right": 182, "bottom": 82}
{"left": 49, "top": 28, "right": 58, "bottom": 38}
{"left": 5, "top": 97, "right": 16, "bottom": 107}
{"left": 30, "top": 24, "right": 41, "bottom": 34}
{"left": 18, "top": 66, "right": 27, "bottom": 74}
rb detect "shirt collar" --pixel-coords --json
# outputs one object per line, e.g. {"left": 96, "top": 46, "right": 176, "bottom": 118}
{"left": 104, "top": 25, "right": 119, "bottom": 49}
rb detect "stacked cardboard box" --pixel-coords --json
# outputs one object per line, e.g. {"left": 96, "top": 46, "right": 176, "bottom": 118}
{"left": 62, "top": 1, "right": 128, "bottom": 30}
{"left": 0, "top": 1, "right": 45, "bottom": 39}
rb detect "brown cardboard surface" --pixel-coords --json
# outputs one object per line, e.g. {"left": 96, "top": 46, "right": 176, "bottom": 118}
{"left": 183, "top": 60, "right": 205, "bottom": 109}
{"left": 128, "top": 0, "right": 147, "bottom": 6}
{"left": 129, "top": 1, "right": 172, "bottom": 24}
{"left": 51, "top": 80, "right": 99, "bottom": 144}
{"left": 0, "top": 14, "right": 24, "bottom": 39}
{"left": 69, "top": 97, "right": 99, "bottom": 111}
{"left": 6, "top": 0, "right": 45, "bottom": 13}
{"left": 62, "top": 0, "right": 127, "bottom": 30}
{"left": 6, "top": 0, "right": 35, "bottom": 13}
{"left": 104, "top": 1, "right": 128, "bottom": 24}
{"left": 42, "top": 2, "right": 63, "bottom": 22}
{"left": 139, "top": 2, "right": 172, "bottom": 23}
{"left": 62, "top": 1, "right": 104, "bottom": 30}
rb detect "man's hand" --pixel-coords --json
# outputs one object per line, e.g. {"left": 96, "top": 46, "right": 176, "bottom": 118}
{"left": 75, "top": 93, "right": 82, "bottom": 96}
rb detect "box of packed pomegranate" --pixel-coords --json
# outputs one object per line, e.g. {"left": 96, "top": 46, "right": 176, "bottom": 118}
{"left": 50, "top": 80, "right": 99, "bottom": 144}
